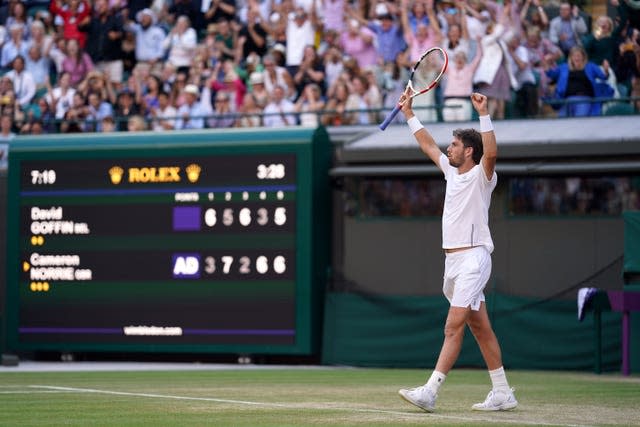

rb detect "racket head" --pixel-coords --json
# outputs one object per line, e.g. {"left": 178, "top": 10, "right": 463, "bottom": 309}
{"left": 407, "top": 46, "right": 448, "bottom": 98}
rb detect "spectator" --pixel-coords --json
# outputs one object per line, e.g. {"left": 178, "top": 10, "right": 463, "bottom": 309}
{"left": 293, "top": 45, "right": 325, "bottom": 97}
{"left": 100, "top": 115, "right": 116, "bottom": 132}
{"left": 473, "top": 14, "right": 515, "bottom": 120}
{"left": 0, "top": 113, "right": 13, "bottom": 169}
{"left": 340, "top": 18, "right": 378, "bottom": 70}
{"left": 262, "top": 53, "right": 296, "bottom": 100}
{"left": 406, "top": 0, "right": 431, "bottom": 33}
{"left": 549, "top": 2, "right": 588, "bottom": 57}
{"left": 50, "top": 0, "right": 92, "bottom": 48}
{"left": 127, "top": 114, "right": 147, "bottom": 131}
{"left": 263, "top": 85, "right": 296, "bottom": 127}
{"left": 213, "top": 18, "right": 237, "bottom": 62}
{"left": 45, "top": 71, "right": 76, "bottom": 122}
{"left": 114, "top": 88, "right": 141, "bottom": 131}
{"left": 505, "top": 31, "right": 539, "bottom": 117}
{"left": 381, "top": 52, "right": 410, "bottom": 125}
{"left": 208, "top": 90, "right": 235, "bottom": 128}
{"left": 359, "top": 3, "right": 406, "bottom": 66}
{"left": 60, "top": 92, "right": 87, "bottom": 132}
{"left": 294, "top": 82, "right": 325, "bottom": 127}
{"left": 62, "top": 39, "right": 94, "bottom": 87}
{"left": 203, "top": 0, "right": 237, "bottom": 32}
{"left": 236, "top": 4, "right": 268, "bottom": 61}
{"left": 520, "top": 0, "right": 550, "bottom": 38}
{"left": 1, "top": 23, "right": 28, "bottom": 70}
{"left": 25, "top": 44, "right": 51, "bottom": 93}
{"left": 321, "top": 0, "right": 346, "bottom": 33}
{"left": 248, "top": 71, "right": 269, "bottom": 109}
{"left": 442, "top": 40, "right": 483, "bottom": 122}
{"left": 150, "top": 91, "right": 177, "bottom": 131}
{"left": 285, "top": 7, "right": 317, "bottom": 75}
{"left": 401, "top": 0, "right": 442, "bottom": 63}
{"left": 545, "top": 45, "right": 613, "bottom": 117}
{"left": 5, "top": 1, "right": 32, "bottom": 41}
{"left": 163, "top": 15, "right": 198, "bottom": 72}
{"left": 236, "top": 92, "right": 262, "bottom": 127}
{"left": 128, "top": 8, "right": 166, "bottom": 76}
{"left": 441, "top": 1, "right": 471, "bottom": 60}
{"left": 139, "top": 74, "right": 163, "bottom": 118}
{"left": 82, "top": 0, "right": 125, "bottom": 87}
{"left": 524, "top": 26, "right": 563, "bottom": 100}
{"left": 323, "top": 45, "right": 344, "bottom": 90}
{"left": 167, "top": 0, "right": 199, "bottom": 30}
{"left": 84, "top": 91, "right": 113, "bottom": 132}
{"left": 175, "top": 84, "right": 206, "bottom": 129}
{"left": 210, "top": 59, "right": 246, "bottom": 110}
{"left": 345, "top": 74, "right": 379, "bottom": 124}
{"left": 463, "top": 0, "right": 491, "bottom": 40}
{"left": 5, "top": 55, "right": 35, "bottom": 109}
{"left": 28, "top": 20, "right": 55, "bottom": 59}
{"left": 322, "top": 79, "right": 349, "bottom": 125}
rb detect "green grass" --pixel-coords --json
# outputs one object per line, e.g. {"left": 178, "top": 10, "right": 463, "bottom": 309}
{"left": 0, "top": 367, "right": 639, "bottom": 426}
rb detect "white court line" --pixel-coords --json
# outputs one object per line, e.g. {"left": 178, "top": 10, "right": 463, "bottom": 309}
{"left": 0, "top": 390, "right": 67, "bottom": 394}
{"left": 30, "top": 385, "right": 594, "bottom": 427}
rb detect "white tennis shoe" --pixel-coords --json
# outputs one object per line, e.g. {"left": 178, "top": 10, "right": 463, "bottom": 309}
{"left": 398, "top": 385, "right": 437, "bottom": 412}
{"left": 472, "top": 388, "right": 518, "bottom": 411}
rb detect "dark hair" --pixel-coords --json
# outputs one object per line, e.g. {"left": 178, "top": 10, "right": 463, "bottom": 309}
{"left": 453, "top": 128, "right": 483, "bottom": 164}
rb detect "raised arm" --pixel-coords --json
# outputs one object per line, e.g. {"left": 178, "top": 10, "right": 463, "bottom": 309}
{"left": 399, "top": 87, "right": 443, "bottom": 168}
{"left": 471, "top": 92, "right": 497, "bottom": 179}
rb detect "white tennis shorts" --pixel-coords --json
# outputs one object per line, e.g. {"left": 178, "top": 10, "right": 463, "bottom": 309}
{"left": 443, "top": 246, "right": 491, "bottom": 311}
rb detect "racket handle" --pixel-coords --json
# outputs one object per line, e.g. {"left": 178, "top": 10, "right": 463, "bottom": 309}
{"left": 379, "top": 104, "right": 402, "bottom": 131}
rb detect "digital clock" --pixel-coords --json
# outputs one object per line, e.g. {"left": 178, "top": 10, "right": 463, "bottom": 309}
{"left": 5, "top": 128, "right": 331, "bottom": 356}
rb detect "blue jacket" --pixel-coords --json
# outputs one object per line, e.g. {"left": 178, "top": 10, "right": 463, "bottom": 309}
{"left": 546, "top": 62, "right": 614, "bottom": 115}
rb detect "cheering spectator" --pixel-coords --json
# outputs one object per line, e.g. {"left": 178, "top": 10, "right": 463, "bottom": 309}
{"left": 285, "top": 7, "right": 317, "bottom": 75}
{"left": 127, "top": 114, "right": 147, "bottom": 131}
{"left": 236, "top": 4, "right": 268, "bottom": 61}
{"left": 520, "top": 0, "right": 550, "bottom": 38}
{"left": 236, "top": 92, "right": 263, "bottom": 127}
{"left": 45, "top": 71, "right": 76, "bottom": 122}
{"left": 321, "top": 0, "right": 347, "bottom": 32}
{"left": 340, "top": 17, "right": 378, "bottom": 70}
{"left": 82, "top": 0, "right": 125, "bottom": 87}
{"left": 208, "top": 90, "right": 235, "bottom": 128}
{"left": 524, "top": 26, "right": 563, "bottom": 100}
{"left": 263, "top": 85, "right": 296, "bottom": 127}
{"left": 85, "top": 91, "right": 114, "bottom": 132}
{"left": 0, "top": 113, "right": 13, "bottom": 169}
{"left": 203, "top": 0, "right": 237, "bottom": 32}
{"left": 62, "top": 39, "right": 94, "bottom": 87}
{"left": 175, "top": 84, "right": 206, "bottom": 129}
{"left": 294, "top": 82, "right": 325, "bottom": 127}
{"left": 293, "top": 45, "right": 325, "bottom": 97}
{"left": 128, "top": 8, "right": 166, "bottom": 76}
{"left": 25, "top": 44, "right": 51, "bottom": 93}
{"left": 163, "top": 15, "right": 198, "bottom": 72}
{"left": 545, "top": 46, "right": 613, "bottom": 117}
{"left": 50, "top": 0, "right": 92, "bottom": 48}
{"left": 248, "top": 71, "right": 269, "bottom": 109}
{"left": 442, "top": 38, "right": 483, "bottom": 122}
{"left": 149, "top": 91, "right": 177, "bottom": 131}
{"left": 5, "top": 55, "right": 35, "bottom": 109}
{"left": 5, "top": 1, "right": 32, "bottom": 41}
{"left": 401, "top": 0, "right": 442, "bottom": 63}
{"left": 365, "top": 2, "right": 406, "bottom": 66}
{"left": 1, "top": 23, "right": 28, "bottom": 71}
{"left": 262, "top": 53, "right": 296, "bottom": 100}
{"left": 504, "top": 31, "right": 539, "bottom": 117}
{"left": 549, "top": 2, "right": 588, "bottom": 57}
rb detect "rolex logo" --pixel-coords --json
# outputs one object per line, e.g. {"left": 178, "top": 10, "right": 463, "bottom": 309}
{"left": 185, "top": 164, "right": 201, "bottom": 183}
{"left": 109, "top": 166, "right": 124, "bottom": 185}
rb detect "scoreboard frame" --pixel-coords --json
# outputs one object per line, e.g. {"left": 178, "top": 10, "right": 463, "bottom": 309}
{"left": 4, "top": 127, "right": 331, "bottom": 356}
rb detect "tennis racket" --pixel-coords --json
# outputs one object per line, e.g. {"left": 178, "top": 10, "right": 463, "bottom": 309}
{"left": 379, "top": 46, "right": 448, "bottom": 131}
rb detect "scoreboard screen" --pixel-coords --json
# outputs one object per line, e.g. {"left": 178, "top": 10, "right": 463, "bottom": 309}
{"left": 5, "top": 129, "right": 330, "bottom": 355}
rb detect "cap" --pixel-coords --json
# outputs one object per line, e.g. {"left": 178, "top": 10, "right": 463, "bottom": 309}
{"left": 184, "top": 84, "right": 199, "bottom": 95}
{"left": 249, "top": 72, "right": 264, "bottom": 85}
{"left": 272, "top": 43, "right": 286, "bottom": 54}
{"left": 136, "top": 8, "right": 157, "bottom": 25}
{"left": 375, "top": 3, "right": 389, "bottom": 16}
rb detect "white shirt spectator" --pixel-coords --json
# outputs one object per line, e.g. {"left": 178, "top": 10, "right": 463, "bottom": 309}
{"left": 263, "top": 86, "right": 296, "bottom": 127}
{"left": 285, "top": 9, "right": 315, "bottom": 68}
{"left": 129, "top": 8, "right": 166, "bottom": 62}
{"left": 5, "top": 67, "right": 35, "bottom": 107}
{"left": 162, "top": 16, "right": 198, "bottom": 68}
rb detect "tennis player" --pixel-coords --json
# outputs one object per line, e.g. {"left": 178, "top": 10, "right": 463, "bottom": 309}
{"left": 397, "top": 90, "right": 517, "bottom": 412}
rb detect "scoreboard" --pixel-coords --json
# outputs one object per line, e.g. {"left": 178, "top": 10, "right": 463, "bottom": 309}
{"left": 4, "top": 128, "right": 331, "bottom": 355}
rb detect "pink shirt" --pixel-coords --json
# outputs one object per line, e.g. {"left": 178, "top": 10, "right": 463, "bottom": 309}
{"left": 406, "top": 30, "right": 439, "bottom": 63}
{"left": 339, "top": 27, "right": 378, "bottom": 69}
{"left": 443, "top": 53, "right": 482, "bottom": 98}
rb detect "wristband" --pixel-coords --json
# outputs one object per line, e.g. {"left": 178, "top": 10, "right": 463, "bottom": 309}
{"left": 407, "top": 116, "right": 424, "bottom": 134}
{"left": 479, "top": 114, "right": 493, "bottom": 132}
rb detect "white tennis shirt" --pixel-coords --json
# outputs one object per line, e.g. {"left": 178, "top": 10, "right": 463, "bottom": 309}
{"left": 438, "top": 153, "right": 497, "bottom": 253}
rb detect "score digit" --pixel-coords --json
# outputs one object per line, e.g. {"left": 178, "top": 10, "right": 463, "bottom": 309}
{"left": 30, "top": 169, "right": 57, "bottom": 185}
{"left": 257, "top": 163, "right": 285, "bottom": 180}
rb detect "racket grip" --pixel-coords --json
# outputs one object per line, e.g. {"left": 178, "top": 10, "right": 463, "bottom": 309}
{"left": 379, "top": 104, "right": 402, "bottom": 131}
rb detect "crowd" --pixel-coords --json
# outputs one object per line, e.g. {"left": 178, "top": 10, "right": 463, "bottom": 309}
{"left": 0, "top": 0, "right": 638, "bottom": 143}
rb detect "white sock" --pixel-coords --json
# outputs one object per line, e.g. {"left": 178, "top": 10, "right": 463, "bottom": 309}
{"left": 425, "top": 370, "right": 446, "bottom": 393}
{"left": 489, "top": 366, "right": 510, "bottom": 392}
